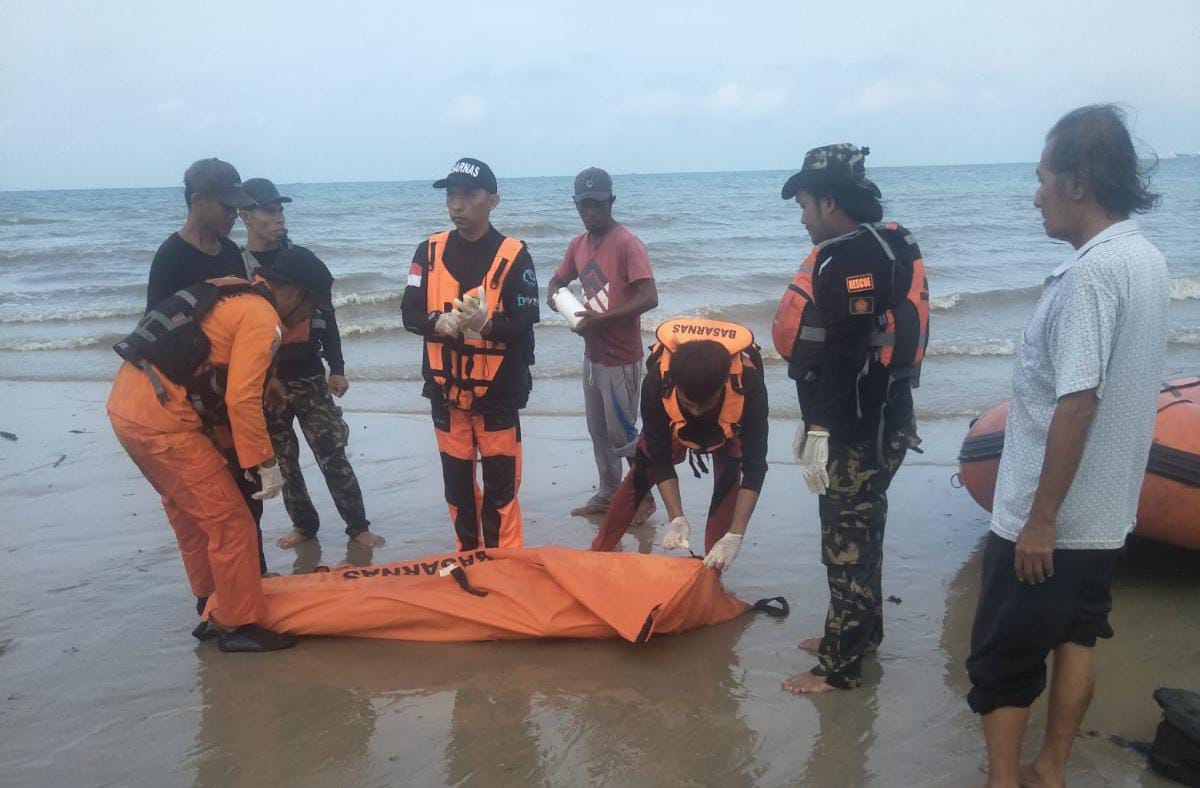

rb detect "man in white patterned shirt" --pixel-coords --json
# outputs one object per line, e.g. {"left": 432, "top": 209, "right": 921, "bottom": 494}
{"left": 967, "top": 105, "right": 1169, "bottom": 788}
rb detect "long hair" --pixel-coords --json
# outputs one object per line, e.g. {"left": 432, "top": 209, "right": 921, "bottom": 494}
{"left": 804, "top": 177, "right": 884, "bottom": 224}
{"left": 1047, "top": 104, "right": 1160, "bottom": 215}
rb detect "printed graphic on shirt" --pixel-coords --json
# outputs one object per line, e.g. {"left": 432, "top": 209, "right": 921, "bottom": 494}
{"left": 407, "top": 261, "right": 423, "bottom": 288}
{"left": 850, "top": 296, "right": 874, "bottom": 315}
{"left": 578, "top": 259, "right": 612, "bottom": 313}
{"left": 846, "top": 274, "right": 874, "bottom": 293}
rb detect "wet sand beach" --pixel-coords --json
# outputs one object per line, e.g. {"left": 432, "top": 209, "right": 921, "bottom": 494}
{"left": 1, "top": 379, "right": 1198, "bottom": 787}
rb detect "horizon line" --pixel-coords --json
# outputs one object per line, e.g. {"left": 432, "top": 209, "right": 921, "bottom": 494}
{"left": 4, "top": 155, "right": 1187, "bottom": 194}
{"left": 0, "top": 159, "right": 1042, "bottom": 195}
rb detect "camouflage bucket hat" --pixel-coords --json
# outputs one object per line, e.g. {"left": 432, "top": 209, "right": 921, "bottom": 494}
{"left": 781, "top": 143, "right": 880, "bottom": 199}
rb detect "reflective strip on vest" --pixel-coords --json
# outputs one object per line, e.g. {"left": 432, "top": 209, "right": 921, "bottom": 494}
{"left": 798, "top": 326, "right": 826, "bottom": 342}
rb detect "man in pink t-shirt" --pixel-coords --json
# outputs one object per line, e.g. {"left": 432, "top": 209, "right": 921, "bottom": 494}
{"left": 548, "top": 167, "right": 658, "bottom": 518}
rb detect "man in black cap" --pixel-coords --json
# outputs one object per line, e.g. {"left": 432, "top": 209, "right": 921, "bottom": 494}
{"left": 238, "top": 178, "right": 384, "bottom": 550}
{"left": 110, "top": 244, "right": 334, "bottom": 653}
{"left": 401, "top": 158, "right": 540, "bottom": 551}
{"left": 146, "top": 158, "right": 256, "bottom": 309}
{"left": 547, "top": 167, "right": 658, "bottom": 521}
{"left": 775, "top": 144, "right": 927, "bottom": 695}
{"left": 143, "top": 158, "right": 275, "bottom": 575}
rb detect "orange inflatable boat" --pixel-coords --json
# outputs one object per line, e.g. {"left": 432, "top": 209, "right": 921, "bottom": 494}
{"left": 957, "top": 377, "right": 1200, "bottom": 550}
{"left": 206, "top": 546, "right": 788, "bottom": 642}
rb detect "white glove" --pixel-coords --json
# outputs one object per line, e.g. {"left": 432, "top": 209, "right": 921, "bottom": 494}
{"left": 434, "top": 311, "right": 463, "bottom": 337}
{"left": 662, "top": 515, "right": 691, "bottom": 551}
{"left": 792, "top": 423, "right": 806, "bottom": 462}
{"left": 453, "top": 287, "right": 489, "bottom": 334}
{"left": 703, "top": 532, "right": 743, "bottom": 571}
{"left": 799, "top": 429, "right": 831, "bottom": 495}
{"left": 253, "top": 463, "right": 284, "bottom": 500}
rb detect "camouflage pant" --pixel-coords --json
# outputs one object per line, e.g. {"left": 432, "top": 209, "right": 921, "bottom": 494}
{"left": 266, "top": 374, "right": 370, "bottom": 538}
{"left": 811, "top": 426, "right": 919, "bottom": 688}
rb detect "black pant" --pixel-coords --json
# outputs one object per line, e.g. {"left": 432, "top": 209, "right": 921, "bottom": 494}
{"left": 966, "top": 532, "right": 1120, "bottom": 715}
{"left": 224, "top": 449, "right": 267, "bottom": 574}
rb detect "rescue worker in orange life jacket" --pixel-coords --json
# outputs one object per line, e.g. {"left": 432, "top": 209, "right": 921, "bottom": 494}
{"left": 400, "top": 158, "right": 540, "bottom": 551}
{"left": 591, "top": 318, "right": 768, "bottom": 573}
{"left": 774, "top": 144, "right": 926, "bottom": 695}
{"left": 108, "top": 247, "right": 335, "bottom": 652}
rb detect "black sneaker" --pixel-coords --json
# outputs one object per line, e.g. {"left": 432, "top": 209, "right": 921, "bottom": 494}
{"left": 216, "top": 624, "right": 297, "bottom": 653}
{"left": 192, "top": 620, "right": 218, "bottom": 641}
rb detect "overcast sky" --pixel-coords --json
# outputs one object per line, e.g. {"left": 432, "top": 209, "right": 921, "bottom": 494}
{"left": 1, "top": 0, "right": 1197, "bottom": 191}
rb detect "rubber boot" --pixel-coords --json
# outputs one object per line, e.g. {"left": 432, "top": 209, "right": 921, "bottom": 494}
{"left": 217, "top": 624, "right": 297, "bottom": 653}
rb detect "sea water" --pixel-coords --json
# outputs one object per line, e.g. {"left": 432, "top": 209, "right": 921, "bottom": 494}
{"left": 1, "top": 159, "right": 1197, "bottom": 420}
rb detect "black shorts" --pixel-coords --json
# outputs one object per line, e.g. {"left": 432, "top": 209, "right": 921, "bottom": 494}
{"left": 966, "top": 531, "right": 1120, "bottom": 715}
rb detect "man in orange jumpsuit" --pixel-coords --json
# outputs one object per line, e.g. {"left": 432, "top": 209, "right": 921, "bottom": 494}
{"left": 108, "top": 246, "right": 334, "bottom": 652}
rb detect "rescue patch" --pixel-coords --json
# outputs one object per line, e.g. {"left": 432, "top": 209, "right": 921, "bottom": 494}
{"left": 850, "top": 297, "right": 874, "bottom": 315}
{"left": 846, "top": 274, "right": 874, "bottom": 293}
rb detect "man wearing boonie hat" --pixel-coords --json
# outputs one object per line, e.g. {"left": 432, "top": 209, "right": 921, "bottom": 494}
{"left": 775, "top": 144, "right": 926, "bottom": 695}
{"left": 401, "top": 158, "right": 540, "bottom": 551}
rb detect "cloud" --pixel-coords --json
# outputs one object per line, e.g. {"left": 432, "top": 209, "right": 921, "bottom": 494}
{"left": 836, "top": 78, "right": 950, "bottom": 116}
{"left": 155, "top": 97, "right": 188, "bottom": 115}
{"left": 614, "top": 84, "right": 787, "bottom": 117}
{"left": 445, "top": 94, "right": 487, "bottom": 123}
{"left": 704, "top": 83, "right": 788, "bottom": 116}
{"left": 614, "top": 90, "right": 689, "bottom": 116}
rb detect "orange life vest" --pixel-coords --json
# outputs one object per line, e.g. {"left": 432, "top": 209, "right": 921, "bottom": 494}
{"left": 424, "top": 231, "right": 523, "bottom": 409}
{"left": 651, "top": 318, "right": 756, "bottom": 452}
{"left": 772, "top": 222, "right": 929, "bottom": 384}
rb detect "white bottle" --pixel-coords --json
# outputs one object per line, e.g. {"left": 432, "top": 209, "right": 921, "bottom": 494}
{"left": 552, "top": 287, "right": 586, "bottom": 330}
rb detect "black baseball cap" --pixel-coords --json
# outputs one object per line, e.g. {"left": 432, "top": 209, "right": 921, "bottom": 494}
{"left": 574, "top": 167, "right": 613, "bottom": 202}
{"left": 433, "top": 158, "right": 498, "bottom": 194}
{"left": 184, "top": 158, "right": 255, "bottom": 208}
{"left": 242, "top": 178, "right": 292, "bottom": 207}
{"left": 260, "top": 245, "right": 334, "bottom": 310}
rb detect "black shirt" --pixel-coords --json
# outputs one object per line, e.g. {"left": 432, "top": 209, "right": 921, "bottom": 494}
{"left": 145, "top": 232, "right": 248, "bottom": 312}
{"left": 641, "top": 349, "right": 770, "bottom": 492}
{"left": 249, "top": 246, "right": 346, "bottom": 380}
{"left": 791, "top": 223, "right": 918, "bottom": 444}
{"left": 401, "top": 226, "right": 540, "bottom": 412}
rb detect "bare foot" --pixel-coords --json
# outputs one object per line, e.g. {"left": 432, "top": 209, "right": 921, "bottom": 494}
{"left": 276, "top": 530, "right": 312, "bottom": 550}
{"left": 352, "top": 530, "right": 386, "bottom": 548}
{"left": 781, "top": 672, "right": 837, "bottom": 694}
{"left": 1018, "top": 761, "right": 1063, "bottom": 788}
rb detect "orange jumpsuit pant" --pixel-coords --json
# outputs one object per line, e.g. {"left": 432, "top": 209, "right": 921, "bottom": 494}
{"left": 110, "top": 414, "right": 266, "bottom": 627}
{"left": 432, "top": 399, "right": 522, "bottom": 551}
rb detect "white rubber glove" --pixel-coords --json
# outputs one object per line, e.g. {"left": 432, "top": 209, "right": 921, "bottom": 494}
{"left": 800, "top": 429, "right": 831, "bottom": 495}
{"left": 434, "top": 311, "right": 463, "bottom": 337}
{"left": 703, "top": 532, "right": 743, "bottom": 571}
{"left": 662, "top": 515, "right": 691, "bottom": 551}
{"left": 453, "top": 287, "right": 489, "bottom": 334}
{"left": 792, "top": 423, "right": 806, "bottom": 462}
{"left": 253, "top": 463, "right": 284, "bottom": 500}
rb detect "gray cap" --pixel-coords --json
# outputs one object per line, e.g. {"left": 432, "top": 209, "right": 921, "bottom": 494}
{"left": 242, "top": 177, "right": 292, "bottom": 206}
{"left": 184, "top": 158, "right": 255, "bottom": 209}
{"left": 573, "top": 167, "right": 613, "bottom": 203}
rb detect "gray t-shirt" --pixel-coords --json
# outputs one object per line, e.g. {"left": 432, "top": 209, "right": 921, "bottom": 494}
{"left": 992, "top": 220, "right": 1170, "bottom": 549}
